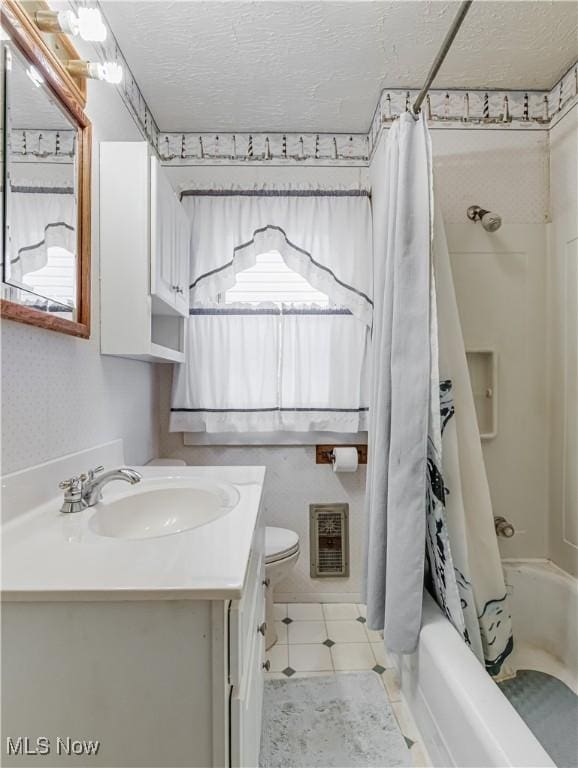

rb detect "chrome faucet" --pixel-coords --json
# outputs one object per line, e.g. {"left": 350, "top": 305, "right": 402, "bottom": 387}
{"left": 82, "top": 466, "right": 142, "bottom": 507}
{"left": 58, "top": 466, "right": 142, "bottom": 513}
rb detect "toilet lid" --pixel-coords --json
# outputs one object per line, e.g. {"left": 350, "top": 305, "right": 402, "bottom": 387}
{"left": 265, "top": 527, "right": 299, "bottom": 563}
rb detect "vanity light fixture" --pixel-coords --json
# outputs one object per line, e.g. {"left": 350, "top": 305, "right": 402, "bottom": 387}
{"left": 66, "top": 59, "right": 123, "bottom": 85}
{"left": 34, "top": 8, "right": 107, "bottom": 43}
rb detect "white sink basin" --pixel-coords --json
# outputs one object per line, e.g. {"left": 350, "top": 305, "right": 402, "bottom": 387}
{"left": 89, "top": 479, "right": 240, "bottom": 540}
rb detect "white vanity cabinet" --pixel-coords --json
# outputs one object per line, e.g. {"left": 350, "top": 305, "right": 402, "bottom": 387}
{"left": 1, "top": 459, "right": 268, "bottom": 768}
{"left": 100, "top": 142, "right": 190, "bottom": 362}
{"left": 2, "top": 527, "right": 267, "bottom": 768}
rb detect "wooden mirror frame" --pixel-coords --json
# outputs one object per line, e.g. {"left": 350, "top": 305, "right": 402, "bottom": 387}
{"left": 1, "top": 0, "right": 91, "bottom": 338}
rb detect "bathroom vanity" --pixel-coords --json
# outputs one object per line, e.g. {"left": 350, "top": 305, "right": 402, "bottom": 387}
{"left": 1, "top": 443, "right": 266, "bottom": 767}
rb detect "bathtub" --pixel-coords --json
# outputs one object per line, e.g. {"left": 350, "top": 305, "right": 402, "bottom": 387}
{"left": 395, "top": 560, "right": 578, "bottom": 767}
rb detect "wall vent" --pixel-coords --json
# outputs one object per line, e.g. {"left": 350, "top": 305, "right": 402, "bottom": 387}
{"left": 309, "top": 503, "right": 349, "bottom": 578}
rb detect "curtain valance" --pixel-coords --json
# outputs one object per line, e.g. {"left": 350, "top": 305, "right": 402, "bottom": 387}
{"left": 181, "top": 188, "right": 373, "bottom": 326}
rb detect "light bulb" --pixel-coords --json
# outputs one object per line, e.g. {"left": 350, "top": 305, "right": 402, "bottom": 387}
{"left": 35, "top": 8, "right": 107, "bottom": 43}
{"left": 67, "top": 59, "right": 123, "bottom": 85}
{"left": 98, "top": 61, "right": 122, "bottom": 84}
{"left": 86, "top": 61, "right": 122, "bottom": 84}
{"left": 55, "top": 10, "right": 79, "bottom": 36}
{"left": 77, "top": 8, "right": 107, "bottom": 42}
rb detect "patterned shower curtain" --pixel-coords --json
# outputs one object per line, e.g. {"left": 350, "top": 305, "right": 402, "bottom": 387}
{"left": 425, "top": 203, "right": 514, "bottom": 678}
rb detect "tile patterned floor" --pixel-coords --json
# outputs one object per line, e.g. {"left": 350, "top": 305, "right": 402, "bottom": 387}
{"left": 266, "top": 603, "right": 432, "bottom": 768}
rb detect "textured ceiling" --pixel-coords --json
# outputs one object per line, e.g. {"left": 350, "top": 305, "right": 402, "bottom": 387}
{"left": 102, "top": 0, "right": 578, "bottom": 133}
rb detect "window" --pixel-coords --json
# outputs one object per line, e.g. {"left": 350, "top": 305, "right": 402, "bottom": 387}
{"left": 171, "top": 190, "right": 373, "bottom": 438}
{"left": 172, "top": 252, "right": 369, "bottom": 436}
{"left": 224, "top": 251, "right": 329, "bottom": 306}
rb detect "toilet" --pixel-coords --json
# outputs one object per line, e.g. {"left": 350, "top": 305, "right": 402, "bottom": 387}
{"left": 148, "top": 463, "right": 298, "bottom": 650}
{"left": 264, "top": 526, "right": 300, "bottom": 650}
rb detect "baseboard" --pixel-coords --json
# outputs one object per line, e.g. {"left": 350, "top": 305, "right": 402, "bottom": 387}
{"left": 275, "top": 592, "right": 363, "bottom": 604}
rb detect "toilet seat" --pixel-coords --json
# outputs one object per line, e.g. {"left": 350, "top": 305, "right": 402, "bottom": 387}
{"left": 265, "top": 527, "right": 300, "bottom": 564}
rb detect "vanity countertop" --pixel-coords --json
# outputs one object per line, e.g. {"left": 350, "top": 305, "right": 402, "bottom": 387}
{"left": 1, "top": 465, "right": 265, "bottom": 602}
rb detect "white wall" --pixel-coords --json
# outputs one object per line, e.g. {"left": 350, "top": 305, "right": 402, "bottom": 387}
{"left": 159, "top": 128, "right": 550, "bottom": 599}
{"left": 1, "top": 78, "right": 159, "bottom": 476}
{"left": 548, "top": 105, "right": 578, "bottom": 576}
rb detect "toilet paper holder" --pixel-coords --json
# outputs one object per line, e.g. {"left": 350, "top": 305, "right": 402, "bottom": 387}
{"left": 316, "top": 445, "right": 368, "bottom": 465}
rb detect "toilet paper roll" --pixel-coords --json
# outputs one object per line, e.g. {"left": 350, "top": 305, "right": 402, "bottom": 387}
{"left": 332, "top": 447, "right": 359, "bottom": 473}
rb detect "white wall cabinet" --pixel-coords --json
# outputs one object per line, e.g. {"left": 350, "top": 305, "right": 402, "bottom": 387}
{"left": 100, "top": 142, "right": 190, "bottom": 362}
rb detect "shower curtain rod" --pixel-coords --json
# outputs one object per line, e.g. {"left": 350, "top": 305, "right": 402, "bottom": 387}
{"left": 413, "top": 0, "right": 473, "bottom": 115}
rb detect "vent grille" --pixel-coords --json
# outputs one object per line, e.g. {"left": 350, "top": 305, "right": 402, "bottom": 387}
{"left": 309, "top": 503, "right": 349, "bottom": 577}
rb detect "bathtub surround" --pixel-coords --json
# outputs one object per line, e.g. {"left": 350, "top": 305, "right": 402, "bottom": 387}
{"left": 363, "top": 114, "right": 431, "bottom": 654}
{"left": 260, "top": 672, "right": 411, "bottom": 768}
{"left": 548, "top": 104, "right": 578, "bottom": 577}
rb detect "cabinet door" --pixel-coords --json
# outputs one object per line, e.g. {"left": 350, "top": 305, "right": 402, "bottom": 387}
{"left": 230, "top": 593, "right": 265, "bottom": 768}
{"left": 173, "top": 203, "right": 191, "bottom": 317}
{"left": 229, "top": 542, "right": 266, "bottom": 768}
{"left": 150, "top": 157, "right": 177, "bottom": 311}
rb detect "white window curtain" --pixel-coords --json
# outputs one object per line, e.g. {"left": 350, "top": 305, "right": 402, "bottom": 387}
{"left": 6, "top": 184, "right": 76, "bottom": 281}
{"left": 170, "top": 188, "right": 372, "bottom": 434}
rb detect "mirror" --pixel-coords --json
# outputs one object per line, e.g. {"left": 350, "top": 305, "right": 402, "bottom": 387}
{"left": 5, "top": 44, "right": 78, "bottom": 308}
{"left": 1, "top": 0, "right": 91, "bottom": 338}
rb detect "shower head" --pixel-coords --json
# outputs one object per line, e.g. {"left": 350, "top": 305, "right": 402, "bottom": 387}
{"left": 467, "top": 205, "right": 502, "bottom": 232}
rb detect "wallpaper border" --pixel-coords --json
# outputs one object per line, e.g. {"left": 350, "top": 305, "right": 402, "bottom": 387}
{"left": 72, "top": 1, "right": 578, "bottom": 166}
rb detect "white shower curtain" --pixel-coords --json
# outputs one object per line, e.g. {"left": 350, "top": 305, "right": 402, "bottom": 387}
{"left": 363, "top": 113, "right": 514, "bottom": 677}
{"left": 363, "top": 113, "right": 432, "bottom": 653}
